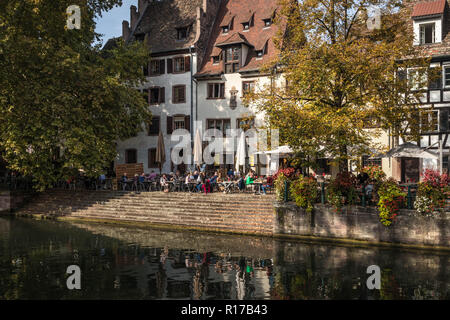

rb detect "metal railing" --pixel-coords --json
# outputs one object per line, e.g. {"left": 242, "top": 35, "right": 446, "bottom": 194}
{"left": 281, "top": 180, "right": 418, "bottom": 210}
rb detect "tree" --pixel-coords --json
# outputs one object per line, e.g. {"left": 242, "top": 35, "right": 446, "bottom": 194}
{"left": 0, "top": 0, "right": 151, "bottom": 190}
{"left": 248, "top": 0, "right": 432, "bottom": 172}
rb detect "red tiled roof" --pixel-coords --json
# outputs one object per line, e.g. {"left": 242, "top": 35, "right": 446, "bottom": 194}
{"left": 220, "top": 13, "right": 235, "bottom": 27}
{"left": 240, "top": 10, "right": 254, "bottom": 23}
{"left": 411, "top": 0, "right": 446, "bottom": 18}
{"left": 216, "top": 32, "right": 252, "bottom": 47}
{"left": 196, "top": 0, "right": 280, "bottom": 76}
{"left": 254, "top": 37, "right": 269, "bottom": 51}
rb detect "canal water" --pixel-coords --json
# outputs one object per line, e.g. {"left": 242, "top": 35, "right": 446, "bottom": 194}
{"left": 0, "top": 217, "right": 448, "bottom": 300}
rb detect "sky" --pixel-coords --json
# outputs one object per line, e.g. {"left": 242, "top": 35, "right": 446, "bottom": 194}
{"left": 94, "top": 0, "right": 137, "bottom": 47}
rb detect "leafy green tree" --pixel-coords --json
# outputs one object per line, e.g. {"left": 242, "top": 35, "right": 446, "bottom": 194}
{"left": 248, "top": 0, "right": 432, "bottom": 171}
{"left": 0, "top": 0, "right": 151, "bottom": 190}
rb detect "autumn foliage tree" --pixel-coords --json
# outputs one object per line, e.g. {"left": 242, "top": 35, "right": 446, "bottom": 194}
{"left": 0, "top": 0, "right": 151, "bottom": 190}
{"left": 248, "top": 0, "right": 433, "bottom": 171}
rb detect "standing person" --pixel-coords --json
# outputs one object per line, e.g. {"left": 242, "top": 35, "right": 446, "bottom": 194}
{"left": 121, "top": 172, "right": 128, "bottom": 191}
{"left": 227, "top": 168, "right": 234, "bottom": 180}
{"left": 99, "top": 173, "right": 106, "bottom": 189}
{"left": 209, "top": 171, "right": 219, "bottom": 192}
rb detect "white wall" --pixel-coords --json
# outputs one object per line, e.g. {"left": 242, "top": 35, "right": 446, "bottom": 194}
{"left": 115, "top": 52, "right": 197, "bottom": 173}
{"left": 413, "top": 17, "right": 442, "bottom": 46}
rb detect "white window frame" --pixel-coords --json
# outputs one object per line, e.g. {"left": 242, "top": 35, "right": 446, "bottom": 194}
{"left": 443, "top": 64, "right": 450, "bottom": 88}
{"left": 174, "top": 116, "right": 185, "bottom": 130}
{"left": 407, "top": 67, "right": 427, "bottom": 91}
{"left": 419, "top": 23, "right": 435, "bottom": 45}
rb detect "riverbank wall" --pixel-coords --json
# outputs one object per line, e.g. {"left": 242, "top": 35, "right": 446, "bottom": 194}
{"left": 0, "top": 190, "right": 35, "bottom": 214}
{"left": 274, "top": 202, "right": 450, "bottom": 248}
{"left": 13, "top": 190, "right": 450, "bottom": 250}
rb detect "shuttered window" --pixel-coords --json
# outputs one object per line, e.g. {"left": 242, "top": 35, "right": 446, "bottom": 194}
{"left": 148, "top": 116, "right": 160, "bottom": 135}
{"left": 207, "top": 83, "right": 225, "bottom": 99}
{"left": 173, "top": 85, "right": 186, "bottom": 103}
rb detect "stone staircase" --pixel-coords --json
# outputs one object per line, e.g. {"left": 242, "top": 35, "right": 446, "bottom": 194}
{"left": 16, "top": 190, "right": 276, "bottom": 235}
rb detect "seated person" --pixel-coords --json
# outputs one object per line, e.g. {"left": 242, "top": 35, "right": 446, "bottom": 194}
{"left": 196, "top": 172, "right": 205, "bottom": 192}
{"left": 148, "top": 170, "right": 157, "bottom": 181}
{"left": 139, "top": 173, "right": 145, "bottom": 183}
{"left": 160, "top": 174, "right": 169, "bottom": 192}
{"left": 245, "top": 172, "right": 255, "bottom": 186}
{"left": 237, "top": 177, "right": 245, "bottom": 191}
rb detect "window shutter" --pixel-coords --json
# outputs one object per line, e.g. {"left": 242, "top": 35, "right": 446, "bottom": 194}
{"left": 185, "top": 115, "right": 190, "bottom": 132}
{"left": 143, "top": 89, "right": 150, "bottom": 104}
{"left": 159, "top": 87, "right": 165, "bottom": 103}
{"left": 440, "top": 109, "right": 449, "bottom": 131}
{"left": 148, "top": 149, "right": 156, "bottom": 168}
{"left": 207, "top": 84, "right": 213, "bottom": 98}
{"left": 220, "top": 83, "right": 225, "bottom": 98}
{"left": 167, "top": 59, "right": 173, "bottom": 73}
{"left": 180, "top": 86, "right": 186, "bottom": 102}
{"left": 167, "top": 116, "right": 173, "bottom": 134}
{"left": 160, "top": 59, "right": 165, "bottom": 74}
{"left": 143, "top": 63, "right": 149, "bottom": 76}
{"left": 185, "top": 56, "right": 191, "bottom": 72}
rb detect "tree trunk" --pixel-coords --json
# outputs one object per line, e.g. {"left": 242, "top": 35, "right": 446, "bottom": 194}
{"left": 339, "top": 144, "right": 348, "bottom": 173}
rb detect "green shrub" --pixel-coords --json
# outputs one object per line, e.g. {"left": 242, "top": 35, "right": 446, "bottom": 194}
{"left": 415, "top": 169, "right": 449, "bottom": 215}
{"left": 290, "top": 175, "right": 318, "bottom": 212}
{"left": 274, "top": 173, "right": 289, "bottom": 201}
{"left": 377, "top": 179, "right": 406, "bottom": 226}
{"left": 327, "top": 172, "right": 357, "bottom": 212}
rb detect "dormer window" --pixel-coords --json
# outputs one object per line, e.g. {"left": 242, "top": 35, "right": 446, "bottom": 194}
{"left": 420, "top": 23, "right": 435, "bottom": 44}
{"left": 221, "top": 15, "right": 234, "bottom": 34}
{"left": 225, "top": 46, "right": 240, "bottom": 73}
{"left": 256, "top": 50, "right": 263, "bottom": 58}
{"left": 243, "top": 22, "right": 250, "bottom": 30}
{"left": 177, "top": 27, "right": 189, "bottom": 41}
{"left": 263, "top": 18, "right": 272, "bottom": 27}
{"left": 212, "top": 56, "right": 220, "bottom": 64}
{"left": 411, "top": 0, "right": 445, "bottom": 46}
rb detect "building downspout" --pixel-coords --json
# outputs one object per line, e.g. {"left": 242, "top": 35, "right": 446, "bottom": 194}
{"left": 190, "top": 45, "right": 194, "bottom": 144}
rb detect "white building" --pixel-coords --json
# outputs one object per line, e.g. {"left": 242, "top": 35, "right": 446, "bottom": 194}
{"left": 115, "top": 0, "right": 221, "bottom": 173}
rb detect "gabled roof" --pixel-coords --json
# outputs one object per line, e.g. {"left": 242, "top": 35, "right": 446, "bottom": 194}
{"left": 216, "top": 33, "right": 253, "bottom": 47}
{"left": 196, "top": 0, "right": 281, "bottom": 77}
{"left": 128, "top": 0, "right": 203, "bottom": 54}
{"left": 411, "top": 0, "right": 447, "bottom": 18}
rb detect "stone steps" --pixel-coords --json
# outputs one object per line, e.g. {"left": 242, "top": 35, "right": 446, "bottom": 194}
{"left": 20, "top": 201, "right": 274, "bottom": 213}
{"left": 17, "top": 190, "right": 276, "bottom": 235}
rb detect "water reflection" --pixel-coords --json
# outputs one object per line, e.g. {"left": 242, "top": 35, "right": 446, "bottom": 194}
{"left": 0, "top": 217, "right": 448, "bottom": 300}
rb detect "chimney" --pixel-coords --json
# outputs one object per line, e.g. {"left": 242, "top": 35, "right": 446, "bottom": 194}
{"left": 130, "top": 5, "right": 139, "bottom": 30}
{"left": 122, "top": 20, "right": 130, "bottom": 43}
{"left": 138, "top": 0, "right": 146, "bottom": 14}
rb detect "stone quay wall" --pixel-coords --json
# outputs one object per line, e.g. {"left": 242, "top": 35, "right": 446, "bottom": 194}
{"left": 0, "top": 191, "right": 34, "bottom": 214}
{"left": 274, "top": 202, "right": 450, "bottom": 248}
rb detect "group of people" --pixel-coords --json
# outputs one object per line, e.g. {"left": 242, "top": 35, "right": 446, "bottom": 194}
{"left": 119, "top": 168, "right": 274, "bottom": 195}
